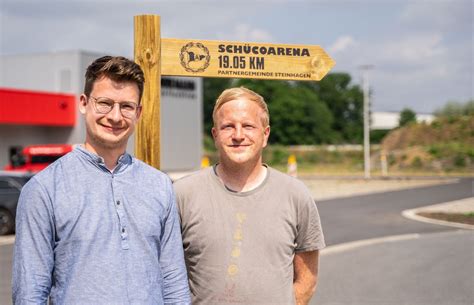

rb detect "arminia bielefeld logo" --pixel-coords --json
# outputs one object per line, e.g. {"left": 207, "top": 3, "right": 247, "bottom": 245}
{"left": 179, "top": 42, "right": 210, "bottom": 73}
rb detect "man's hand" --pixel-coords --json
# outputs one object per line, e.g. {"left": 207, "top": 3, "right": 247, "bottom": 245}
{"left": 293, "top": 250, "right": 319, "bottom": 305}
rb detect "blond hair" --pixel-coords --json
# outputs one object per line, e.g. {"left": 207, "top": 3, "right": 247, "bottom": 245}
{"left": 212, "top": 87, "right": 269, "bottom": 127}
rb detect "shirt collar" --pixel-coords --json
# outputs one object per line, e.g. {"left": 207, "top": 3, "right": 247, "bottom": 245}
{"left": 75, "top": 145, "right": 132, "bottom": 173}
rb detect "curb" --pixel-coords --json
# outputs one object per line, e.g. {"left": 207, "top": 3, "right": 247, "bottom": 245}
{"left": 402, "top": 209, "right": 474, "bottom": 230}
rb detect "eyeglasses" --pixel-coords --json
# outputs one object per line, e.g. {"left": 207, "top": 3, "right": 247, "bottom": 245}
{"left": 88, "top": 96, "right": 140, "bottom": 118}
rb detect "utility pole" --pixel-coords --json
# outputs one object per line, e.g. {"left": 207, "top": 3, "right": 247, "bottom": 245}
{"left": 359, "top": 65, "right": 374, "bottom": 179}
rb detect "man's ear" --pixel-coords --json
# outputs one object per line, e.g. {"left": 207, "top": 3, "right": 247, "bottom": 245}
{"left": 135, "top": 105, "right": 142, "bottom": 120}
{"left": 79, "top": 94, "right": 88, "bottom": 114}
{"left": 211, "top": 126, "right": 217, "bottom": 140}
{"left": 263, "top": 125, "right": 270, "bottom": 148}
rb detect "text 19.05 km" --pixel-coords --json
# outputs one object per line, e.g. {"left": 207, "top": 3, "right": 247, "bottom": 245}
{"left": 218, "top": 55, "right": 265, "bottom": 70}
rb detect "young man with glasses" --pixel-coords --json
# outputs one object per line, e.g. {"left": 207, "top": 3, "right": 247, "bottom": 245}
{"left": 13, "top": 56, "right": 191, "bottom": 304}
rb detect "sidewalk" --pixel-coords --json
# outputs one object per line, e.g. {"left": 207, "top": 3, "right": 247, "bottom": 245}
{"left": 300, "top": 176, "right": 457, "bottom": 201}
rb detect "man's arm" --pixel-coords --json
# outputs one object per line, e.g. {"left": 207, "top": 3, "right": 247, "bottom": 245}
{"left": 293, "top": 250, "right": 320, "bottom": 305}
{"left": 159, "top": 178, "right": 191, "bottom": 304}
{"left": 12, "top": 178, "right": 55, "bottom": 304}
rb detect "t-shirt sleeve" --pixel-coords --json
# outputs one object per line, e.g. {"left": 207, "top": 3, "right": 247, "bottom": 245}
{"left": 295, "top": 184, "right": 325, "bottom": 252}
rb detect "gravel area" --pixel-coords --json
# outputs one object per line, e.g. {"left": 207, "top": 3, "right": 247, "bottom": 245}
{"left": 301, "top": 178, "right": 457, "bottom": 201}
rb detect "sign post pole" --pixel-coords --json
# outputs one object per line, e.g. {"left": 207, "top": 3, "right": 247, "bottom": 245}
{"left": 134, "top": 15, "right": 161, "bottom": 169}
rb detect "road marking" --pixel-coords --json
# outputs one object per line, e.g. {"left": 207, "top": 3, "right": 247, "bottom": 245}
{"left": 321, "top": 233, "right": 420, "bottom": 256}
{"left": 321, "top": 230, "right": 468, "bottom": 256}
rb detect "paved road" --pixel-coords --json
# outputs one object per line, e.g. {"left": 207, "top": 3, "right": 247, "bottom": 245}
{"left": 1, "top": 178, "right": 472, "bottom": 304}
{"left": 317, "top": 178, "right": 473, "bottom": 246}
{"left": 0, "top": 242, "right": 13, "bottom": 303}
{"left": 314, "top": 230, "right": 474, "bottom": 305}
{"left": 309, "top": 178, "right": 473, "bottom": 305}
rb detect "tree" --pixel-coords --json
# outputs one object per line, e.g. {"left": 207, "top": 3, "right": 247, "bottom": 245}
{"left": 399, "top": 108, "right": 417, "bottom": 127}
{"left": 234, "top": 79, "right": 334, "bottom": 144}
{"left": 434, "top": 100, "right": 474, "bottom": 118}
{"left": 299, "top": 73, "right": 364, "bottom": 143}
{"left": 202, "top": 78, "right": 233, "bottom": 136}
{"left": 202, "top": 72, "right": 364, "bottom": 145}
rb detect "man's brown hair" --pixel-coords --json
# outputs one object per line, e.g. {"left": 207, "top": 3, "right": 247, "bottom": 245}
{"left": 84, "top": 56, "right": 145, "bottom": 102}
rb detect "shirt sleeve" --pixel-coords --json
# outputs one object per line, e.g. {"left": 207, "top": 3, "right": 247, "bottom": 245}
{"left": 295, "top": 183, "right": 326, "bottom": 252}
{"left": 12, "top": 178, "right": 55, "bottom": 304}
{"left": 159, "top": 177, "right": 191, "bottom": 304}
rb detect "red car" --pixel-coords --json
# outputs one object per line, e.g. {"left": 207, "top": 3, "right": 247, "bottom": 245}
{"left": 4, "top": 144, "right": 73, "bottom": 173}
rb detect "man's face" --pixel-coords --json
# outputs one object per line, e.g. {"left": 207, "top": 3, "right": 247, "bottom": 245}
{"left": 79, "top": 76, "right": 141, "bottom": 151}
{"left": 212, "top": 98, "right": 270, "bottom": 167}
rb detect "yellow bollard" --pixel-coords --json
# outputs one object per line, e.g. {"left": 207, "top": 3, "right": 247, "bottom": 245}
{"left": 380, "top": 150, "right": 388, "bottom": 177}
{"left": 201, "top": 156, "right": 210, "bottom": 168}
{"left": 287, "top": 154, "right": 297, "bottom": 177}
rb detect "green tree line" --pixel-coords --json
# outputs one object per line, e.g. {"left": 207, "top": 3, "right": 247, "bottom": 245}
{"left": 203, "top": 73, "right": 364, "bottom": 145}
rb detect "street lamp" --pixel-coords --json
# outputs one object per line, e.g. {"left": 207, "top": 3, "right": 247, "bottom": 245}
{"left": 359, "top": 65, "right": 374, "bottom": 179}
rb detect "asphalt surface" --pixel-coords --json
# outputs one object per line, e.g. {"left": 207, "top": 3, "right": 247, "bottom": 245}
{"left": 0, "top": 242, "right": 12, "bottom": 303}
{"left": 309, "top": 178, "right": 473, "bottom": 305}
{"left": 317, "top": 178, "right": 473, "bottom": 246}
{"left": 1, "top": 178, "right": 473, "bottom": 305}
{"left": 314, "top": 230, "right": 474, "bottom": 305}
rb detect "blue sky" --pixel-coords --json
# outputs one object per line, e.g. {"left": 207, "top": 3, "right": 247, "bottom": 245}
{"left": 1, "top": 0, "right": 472, "bottom": 113}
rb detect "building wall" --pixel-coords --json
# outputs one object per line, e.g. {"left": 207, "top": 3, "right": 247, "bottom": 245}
{"left": 371, "top": 111, "right": 434, "bottom": 130}
{"left": 0, "top": 51, "right": 202, "bottom": 172}
{"left": 160, "top": 78, "right": 202, "bottom": 170}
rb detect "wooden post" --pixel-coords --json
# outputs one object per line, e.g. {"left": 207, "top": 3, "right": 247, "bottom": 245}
{"left": 134, "top": 15, "right": 161, "bottom": 169}
{"left": 133, "top": 14, "right": 335, "bottom": 170}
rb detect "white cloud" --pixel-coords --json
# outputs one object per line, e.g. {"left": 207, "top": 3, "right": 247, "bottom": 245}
{"left": 329, "top": 35, "right": 357, "bottom": 53}
{"left": 400, "top": 0, "right": 472, "bottom": 31}
{"left": 1, "top": 0, "right": 471, "bottom": 114}
{"left": 330, "top": 29, "right": 470, "bottom": 113}
{"left": 377, "top": 33, "right": 446, "bottom": 64}
{"left": 217, "top": 24, "right": 274, "bottom": 42}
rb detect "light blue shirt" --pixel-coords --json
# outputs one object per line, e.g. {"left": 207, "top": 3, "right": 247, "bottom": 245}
{"left": 12, "top": 146, "right": 190, "bottom": 304}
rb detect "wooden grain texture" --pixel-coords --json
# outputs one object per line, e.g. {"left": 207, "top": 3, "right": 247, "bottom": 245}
{"left": 134, "top": 15, "right": 161, "bottom": 169}
{"left": 161, "top": 38, "right": 335, "bottom": 81}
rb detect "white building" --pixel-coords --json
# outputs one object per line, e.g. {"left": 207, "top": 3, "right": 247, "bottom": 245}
{"left": 371, "top": 111, "right": 434, "bottom": 130}
{"left": 0, "top": 50, "right": 202, "bottom": 172}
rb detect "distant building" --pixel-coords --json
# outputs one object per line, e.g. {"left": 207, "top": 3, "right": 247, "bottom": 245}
{"left": 0, "top": 50, "right": 202, "bottom": 172}
{"left": 371, "top": 111, "right": 434, "bottom": 130}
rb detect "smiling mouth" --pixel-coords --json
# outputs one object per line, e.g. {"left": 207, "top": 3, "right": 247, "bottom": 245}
{"left": 101, "top": 124, "right": 124, "bottom": 132}
{"left": 228, "top": 144, "right": 251, "bottom": 149}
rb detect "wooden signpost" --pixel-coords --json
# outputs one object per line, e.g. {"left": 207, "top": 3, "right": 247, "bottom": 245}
{"left": 134, "top": 14, "right": 335, "bottom": 169}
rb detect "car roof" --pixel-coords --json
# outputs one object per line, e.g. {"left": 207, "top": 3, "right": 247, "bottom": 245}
{"left": 0, "top": 171, "right": 34, "bottom": 179}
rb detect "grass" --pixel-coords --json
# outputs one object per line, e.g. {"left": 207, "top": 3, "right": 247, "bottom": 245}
{"left": 418, "top": 212, "right": 474, "bottom": 225}
{"left": 203, "top": 142, "right": 474, "bottom": 177}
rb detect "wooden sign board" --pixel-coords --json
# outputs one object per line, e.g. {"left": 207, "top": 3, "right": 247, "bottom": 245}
{"left": 134, "top": 14, "right": 336, "bottom": 168}
{"left": 161, "top": 38, "right": 335, "bottom": 81}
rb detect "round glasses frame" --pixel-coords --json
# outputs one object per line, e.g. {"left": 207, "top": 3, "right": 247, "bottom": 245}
{"left": 88, "top": 96, "right": 141, "bottom": 119}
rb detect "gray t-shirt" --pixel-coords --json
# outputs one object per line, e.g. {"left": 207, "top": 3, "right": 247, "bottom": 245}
{"left": 174, "top": 166, "right": 325, "bottom": 305}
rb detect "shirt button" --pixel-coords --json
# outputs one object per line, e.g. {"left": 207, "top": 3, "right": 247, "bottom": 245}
{"left": 116, "top": 200, "right": 120, "bottom": 205}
